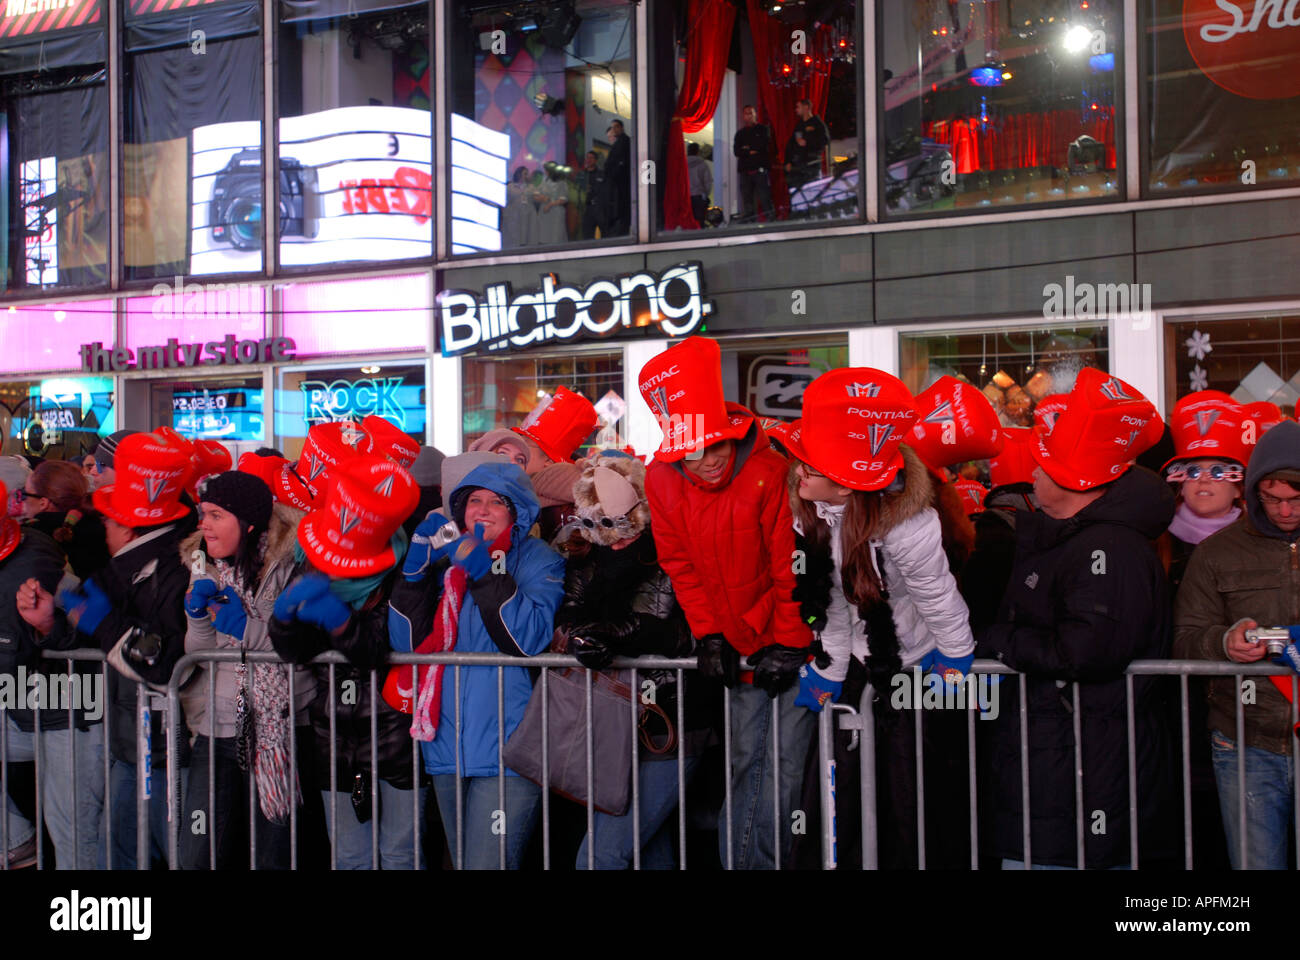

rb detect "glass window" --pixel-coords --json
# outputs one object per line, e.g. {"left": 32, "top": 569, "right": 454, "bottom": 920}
{"left": 0, "top": 375, "right": 116, "bottom": 460}
{"left": 0, "top": 14, "right": 108, "bottom": 294}
{"left": 275, "top": 359, "right": 427, "bottom": 461}
{"left": 715, "top": 334, "right": 849, "bottom": 416}
{"left": 900, "top": 324, "right": 1110, "bottom": 425}
{"left": 150, "top": 374, "right": 265, "bottom": 444}
{"left": 447, "top": 0, "right": 635, "bottom": 255}
{"left": 277, "top": 0, "right": 432, "bottom": 267}
{"left": 1144, "top": 1, "right": 1300, "bottom": 195}
{"left": 123, "top": 0, "right": 263, "bottom": 280}
{"left": 1165, "top": 315, "right": 1300, "bottom": 413}
{"left": 881, "top": 0, "right": 1120, "bottom": 217}
{"left": 654, "top": 0, "right": 860, "bottom": 235}
{"left": 463, "top": 350, "right": 624, "bottom": 455}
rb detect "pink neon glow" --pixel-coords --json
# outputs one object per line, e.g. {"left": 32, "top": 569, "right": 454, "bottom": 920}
{"left": 125, "top": 284, "right": 266, "bottom": 348}
{"left": 281, "top": 273, "right": 430, "bottom": 355}
{"left": 2, "top": 300, "right": 115, "bottom": 373}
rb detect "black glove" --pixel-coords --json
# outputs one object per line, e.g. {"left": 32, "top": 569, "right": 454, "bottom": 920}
{"left": 747, "top": 644, "right": 810, "bottom": 698}
{"left": 570, "top": 633, "right": 616, "bottom": 670}
{"left": 697, "top": 632, "right": 742, "bottom": 688}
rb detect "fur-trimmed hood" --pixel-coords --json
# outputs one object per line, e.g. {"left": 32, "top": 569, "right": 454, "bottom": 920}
{"left": 571, "top": 452, "right": 651, "bottom": 546}
{"left": 878, "top": 444, "right": 935, "bottom": 535}
{"left": 180, "top": 501, "right": 304, "bottom": 587}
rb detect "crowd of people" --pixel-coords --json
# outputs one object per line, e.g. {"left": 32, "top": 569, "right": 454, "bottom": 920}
{"left": 2, "top": 336, "right": 1297, "bottom": 870}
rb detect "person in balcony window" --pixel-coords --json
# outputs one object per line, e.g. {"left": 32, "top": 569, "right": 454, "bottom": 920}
{"left": 536, "top": 162, "right": 569, "bottom": 246}
{"left": 504, "top": 166, "right": 535, "bottom": 249}
{"left": 577, "top": 151, "right": 608, "bottom": 239}
{"left": 602, "top": 119, "right": 632, "bottom": 236}
{"left": 389, "top": 459, "right": 564, "bottom": 869}
{"left": 784, "top": 98, "right": 829, "bottom": 200}
{"left": 734, "top": 105, "right": 774, "bottom": 224}
{"left": 686, "top": 141, "right": 713, "bottom": 228}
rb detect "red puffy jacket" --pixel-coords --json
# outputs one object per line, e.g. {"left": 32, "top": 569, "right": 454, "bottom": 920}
{"left": 645, "top": 415, "right": 811, "bottom": 658}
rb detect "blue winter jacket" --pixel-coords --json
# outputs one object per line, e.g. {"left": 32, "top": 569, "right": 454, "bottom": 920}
{"left": 388, "top": 461, "right": 565, "bottom": 777}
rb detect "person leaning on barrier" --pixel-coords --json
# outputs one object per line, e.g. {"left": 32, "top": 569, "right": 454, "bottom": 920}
{"left": 42, "top": 432, "right": 196, "bottom": 870}
{"left": 389, "top": 458, "right": 565, "bottom": 869}
{"left": 976, "top": 370, "right": 1177, "bottom": 870}
{"left": 7, "top": 479, "right": 101, "bottom": 870}
{"left": 268, "top": 455, "right": 424, "bottom": 870}
{"left": 1175, "top": 417, "right": 1300, "bottom": 870}
{"left": 552, "top": 451, "right": 711, "bottom": 870}
{"left": 637, "top": 336, "right": 813, "bottom": 871}
{"left": 783, "top": 370, "right": 976, "bottom": 870}
{"left": 180, "top": 467, "right": 322, "bottom": 870}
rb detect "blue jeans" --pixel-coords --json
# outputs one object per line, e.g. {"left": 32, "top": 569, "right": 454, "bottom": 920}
{"left": 1210, "top": 728, "right": 1293, "bottom": 870}
{"left": 320, "top": 783, "right": 427, "bottom": 869}
{"left": 719, "top": 683, "right": 816, "bottom": 870}
{"left": 431, "top": 774, "right": 541, "bottom": 870}
{"left": 100, "top": 757, "right": 189, "bottom": 870}
{"left": 2, "top": 715, "right": 105, "bottom": 869}
{"left": 576, "top": 755, "right": 701, "bottom": 870}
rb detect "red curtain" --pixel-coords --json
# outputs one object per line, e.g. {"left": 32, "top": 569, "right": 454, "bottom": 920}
{"left": 664, "top": 0, "right": 737, "bottom": 231}
{"left": 925, "top": 107, "right": 1117, "bottom": 174}
{"left": 746, "top": 0, "right": 831, "bottom": 218}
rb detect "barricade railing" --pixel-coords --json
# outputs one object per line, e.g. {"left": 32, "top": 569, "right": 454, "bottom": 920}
{"left": 831, "top": 659, "right": 1300, "bottom": 871}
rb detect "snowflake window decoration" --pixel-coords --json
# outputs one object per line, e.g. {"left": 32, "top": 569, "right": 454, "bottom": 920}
{"left": 1185, "top": 330, "right": 1212, "bottom": 362}
{"left": 1189, "top": 364, "right": 1208, "bottom": 392}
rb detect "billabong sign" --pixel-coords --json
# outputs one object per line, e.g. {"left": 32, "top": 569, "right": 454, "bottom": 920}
{"left": 438, "top": 262, "right": 711, "bottom": 357}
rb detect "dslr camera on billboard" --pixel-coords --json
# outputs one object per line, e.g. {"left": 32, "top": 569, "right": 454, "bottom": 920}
{"left": 211, "top": 148, "right": 321, "bottom": 250}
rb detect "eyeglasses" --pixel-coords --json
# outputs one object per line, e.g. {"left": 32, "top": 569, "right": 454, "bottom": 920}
{"left": 1258, "top": 491, "right": 1300, "bottom": 508}
{"left": 571, "top": 503, "right": 643, "bottom": 534}
{"left": 13, "top": 488, "right": 42, "bottom": 503}
{"left": 796, "top": 461, "right": 826, "bottom": 480}
{"left": 1166, "top": 464, "right": 1243, "bottom": 483}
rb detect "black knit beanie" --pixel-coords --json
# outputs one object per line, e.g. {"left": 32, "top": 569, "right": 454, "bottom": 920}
{"left": 197, "top": 470, "right": 273, "bottom": 533}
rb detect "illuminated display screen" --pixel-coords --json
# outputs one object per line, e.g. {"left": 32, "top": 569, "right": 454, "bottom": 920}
{"left": 170, "top": 387, "right": 265, "bottom": 440}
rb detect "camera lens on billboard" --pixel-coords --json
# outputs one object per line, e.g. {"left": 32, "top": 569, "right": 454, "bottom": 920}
{"left": 228, "top": 197, "right": 263, "bottom": 250}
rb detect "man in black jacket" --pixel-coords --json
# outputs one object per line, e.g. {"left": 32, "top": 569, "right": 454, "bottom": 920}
{"left": 784, "top": 98, "right": 829, "bottom": 200}
{"left": 5, "top": 481, "right": 105, "bottom": 870}
{"left": 602, "top": 119, "right": 632, "bottom": 236}
{"left": 977, "top": 370, "right": 1177, "bottom": 869}
{"left": 733, "top": 105, "right": 774, "bottom": 223}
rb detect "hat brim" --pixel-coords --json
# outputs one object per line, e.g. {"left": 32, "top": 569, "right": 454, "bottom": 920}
{"left": 297, "top": 513, "right": 397, "bottom": 579}
{"left": 652, "top": 413, "right": 754, "bottom": 463}
{"left": 92, "top": 484, "right": 191, "bottom": 528}
{"left": 1029, "top": 426, "right": 1127, "bottom": 492}
{"left": 1160, "top": 453, "right": 1245, "bottom": 473}
{"left": 0, "top": 517, "right": 20, "bottom": 563}
{"left": 513, "top": 426, "right": 574, "bottom": 465}
{"left": 783, "top": 430, "right": 905, "bottom": 492}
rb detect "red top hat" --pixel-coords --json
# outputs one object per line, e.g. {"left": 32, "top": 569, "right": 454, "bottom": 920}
{"left": 239, "top": 452, "right": 316, "bottom": 511}
{"left": 1030, "top": 368, "right": 1161, "bottom": 492}
{"left": 93, "top": 432, "right": 192, "bottom": 528}
{"left": 1034, "top": 394, "right": 1070, "bottom": 434}
{"left": 1162, "top": 392, "right": 1252, "bottom": 471}
{"left": 782, "top": 368, "right": 918, "bottom": 491}
{"left": 989, "top": 427, "right": 1037, "bottom": 487}
{"left": 637, "top": 336, "right": 753, "bottom": 462}
{"left": 513, "top": 386, "right": 599, "bottom": 464}
{"left": 0, "top": 481, "right": 19, "bottom": 562}
{"left": 954, "top": 477, "right": 987, "bottom": 515}
{"left": 764, "top": 418, "right": 797, "bottom": 458}
{"left": 362, "top": 415, "right": 420, "bottom": 469}
{"left": 298, "top": 455, "right": 419, "bottom": 578}
{"left": 188, "top": 439, "right": 233, "bottom": 498}
{"left": 1243, "top": 401, "right": 1286, "bottom": 435}
{"left": 909, "top": 376, "right": 1005, "bottom": 471}
{"left": 298, "top": 421, "right": 366, "bottom": 499}
{"left": 152, "top": 425, "right": 197, "bottom": 495}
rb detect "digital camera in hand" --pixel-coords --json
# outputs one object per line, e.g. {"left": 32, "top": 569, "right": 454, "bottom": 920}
{"left": 123, "top": 627, "right": 163, "bottom": 668}
{"left": 211, "top": 148, "right": 320, "bottom": 251}
{"left": 1245, "top": 627, "right": 1291, "bottom": 658}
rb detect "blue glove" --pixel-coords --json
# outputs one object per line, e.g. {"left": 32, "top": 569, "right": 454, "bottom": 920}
{"left": 403, "top": 511, "right": 460, "bottom": 582}
{"left": 59, "top": 578, "right": 111, "bottom": 636}
{"left": 1269, "top": 626, "right": 1300, "bottom": 672}
{"left": 273, "top": 574, "right": 351, "bottom": 633}
{"left": 449, "top": 523, "right": 493, "bottom": 581}
{"left": 211, "top": 586, "right": 247, "bottom": 640}
{"left": 920, "top": 648, "right": 974, "bottom": 689}
{"left": 185, "top": 578, "right": 220, "bottom": 618}
{"left": 794, "top": 663, "right": 842, "bottom": 713}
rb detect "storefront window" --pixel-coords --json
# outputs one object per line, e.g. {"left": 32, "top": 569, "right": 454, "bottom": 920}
{"left": 0, "top": 375, "right": 115, "bottom": 459}
{"left": 901, "top": 324, "right": 1110, "bottom": 425}
{"left": 149, "top": 374, "right": 265, "bottom": 444}
{"left": 881, "top": 0, "right": 1120, "bottom": 217}
{"left": 277, "top": 0, "right": 432, "bottom": 267}
{"left": 123, "top": 0, "right": 263, "bottom": 280}
{"left": 653, "top": 0, "right": 860, "bottom": 234}
{"left": 1144, "top": 1, "right": 1300, "bottom": 194}
{"left": 275, "top": 359, "right": 427, "bottom": 461}
{"left": 463, "top": 350, "right": 624, "bottom": 454}
{"left": 1166, "top": 315, "right": 1300, "bottom": 412}
{"left": 0, "top": 4, "right": 108, "bottom": 293}
{"left": 715, "top": 334, "right": 849, "bottom": 417}
{"left": 447, "top": 0, "right": 635, "bottom": 255}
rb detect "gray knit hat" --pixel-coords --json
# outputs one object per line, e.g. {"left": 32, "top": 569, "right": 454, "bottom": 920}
{"left": 94, "top": 430, "right": 138, "bottom": 470}
{"left": 410, "top": 446, "right": 446, "bottom": 488}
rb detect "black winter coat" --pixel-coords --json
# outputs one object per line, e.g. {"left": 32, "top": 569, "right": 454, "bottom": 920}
{"left": 976, "top": 467, "right": 1178, "bottom": 868}
{"left": 268, "top": 570, "right": 419, "bottom": 791}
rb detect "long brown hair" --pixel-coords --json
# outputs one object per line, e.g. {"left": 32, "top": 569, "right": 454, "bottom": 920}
{"left": 29, "top": 460, "right": 88, "bottom": 513}
{"left": 789, "top": 475, "right": 886, "bottom": 606}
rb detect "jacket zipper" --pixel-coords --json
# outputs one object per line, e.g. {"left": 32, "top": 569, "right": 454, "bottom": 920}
{"left": 1292, "top": 542, "right": 1298, "bottom": 623}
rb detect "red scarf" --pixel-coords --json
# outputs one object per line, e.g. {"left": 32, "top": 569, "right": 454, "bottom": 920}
{"left": 410, "top": 525, "right": 512, "bottom": 741}
{"left": 683, "top": 445, "right": 738, "bottom": 491}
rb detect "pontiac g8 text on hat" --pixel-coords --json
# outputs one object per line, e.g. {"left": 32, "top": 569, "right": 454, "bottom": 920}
{"left": 439, "top": 263, "right": 711, "bottom": 357}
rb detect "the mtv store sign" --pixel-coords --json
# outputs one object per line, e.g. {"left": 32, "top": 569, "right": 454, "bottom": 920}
{"left": 438, "top": 262, "right": 712, "bottom": 357}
